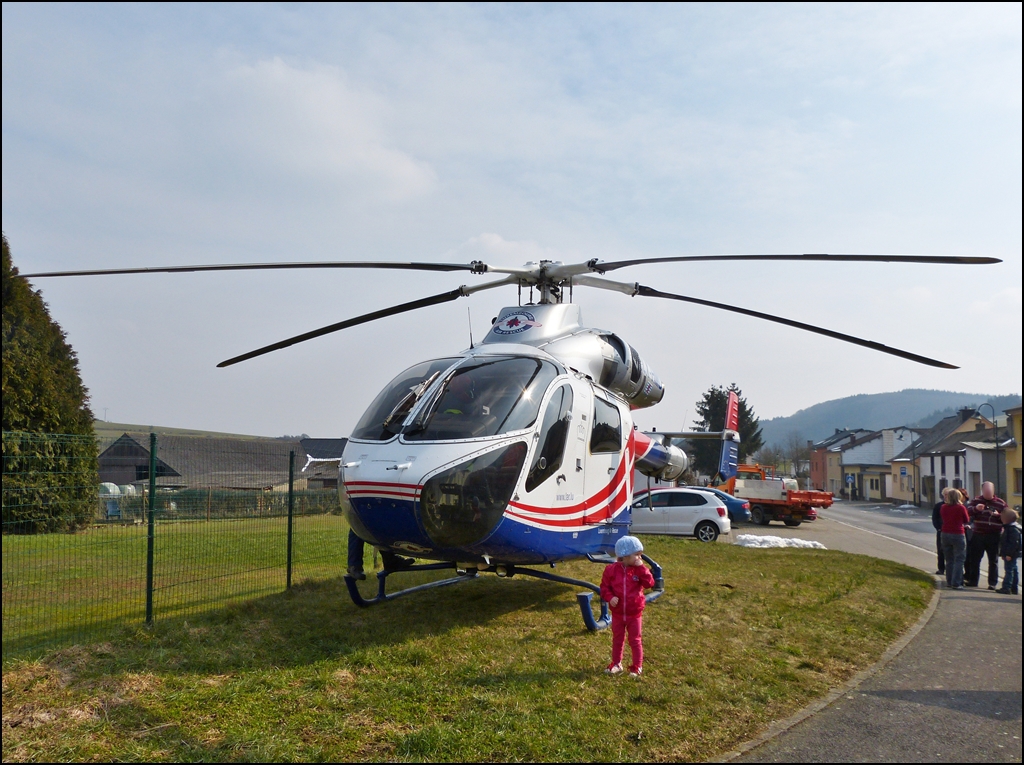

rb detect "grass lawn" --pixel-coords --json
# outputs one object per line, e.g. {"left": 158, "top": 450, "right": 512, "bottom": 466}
{"left": 2, "top": 514, "right": 345, "bottom": 655}
{"left": 2, "top": 536, "right": 933, "bottom": 762}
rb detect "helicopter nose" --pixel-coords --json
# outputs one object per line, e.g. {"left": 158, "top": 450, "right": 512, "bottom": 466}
{"left": 418, "top": 442, "right": 528, "bottom": 548}
{"left": 341, "top": 473, "right": 431, "bottom": 551}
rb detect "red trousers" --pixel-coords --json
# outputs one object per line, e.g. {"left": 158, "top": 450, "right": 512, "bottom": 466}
{"left": 610, "top": 612, "right": 643, "bottom": 670}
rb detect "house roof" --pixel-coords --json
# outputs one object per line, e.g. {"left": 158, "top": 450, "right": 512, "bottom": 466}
{"left": 838, "top": 430, "right": 882, "bottom": 452}
{"left": 890, "top": 410, "right": 991, "bottom": 462}
{"left": 813, "top": 428, "right": 872, "bottom": 450}
{"left": 99, "top": 432, "right": 339, "bottom": 490}
{"left": 918, "top": 426, "right": 1008, "bottom": 458}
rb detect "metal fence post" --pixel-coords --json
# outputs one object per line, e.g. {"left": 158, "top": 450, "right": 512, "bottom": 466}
{"left": 145, "top": 433, "right": 157, "bottom": 625}
{"left": 287, "top": 450, "right": 295, "bottom": 590}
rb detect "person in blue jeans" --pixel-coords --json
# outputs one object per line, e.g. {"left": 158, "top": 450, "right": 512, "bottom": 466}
{"left": 939, "top": 489, "right": 970, "bottom": 589}
{"left": 997, "top": 507, "right": 1021, "bottom": 595}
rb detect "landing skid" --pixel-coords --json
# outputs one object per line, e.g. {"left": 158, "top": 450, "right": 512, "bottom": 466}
{"left": 343, "top": 554, "right": 666, "bottom": 632}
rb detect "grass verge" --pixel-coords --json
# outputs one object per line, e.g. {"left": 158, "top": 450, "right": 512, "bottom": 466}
{"left": 2, "top": 536, "right": 932, "bottom": 762}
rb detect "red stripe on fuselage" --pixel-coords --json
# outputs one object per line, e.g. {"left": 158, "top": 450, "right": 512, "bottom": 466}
{"left": 506, "top": 430, "right": 638, "bottom": 527}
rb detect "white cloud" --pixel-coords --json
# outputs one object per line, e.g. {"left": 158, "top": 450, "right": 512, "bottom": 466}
{"left": 196, "top": 57, "right": 436, "bottom": 201}
{"left": 445, "top": 233, "right": 564, "bottom": 265}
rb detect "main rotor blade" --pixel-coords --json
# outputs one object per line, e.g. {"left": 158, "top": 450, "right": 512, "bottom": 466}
{"left": 635, "top": 284, "right": 957, "bottom": 369}
{"left": 217, "top": 276, "right": 515, "bottom": 368}
{"left": 218, "top": 288, "right": 465, "bottom": 368}
{"left": 22, "top": 260, "right": 483, "bottom": 278}
{"left": 588, "top": 253, "right": 1001, "bottom": 274}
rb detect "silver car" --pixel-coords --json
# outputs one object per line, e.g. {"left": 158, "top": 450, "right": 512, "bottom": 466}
{"left": 630, "top": 487, "right": 731, "bottom": 542}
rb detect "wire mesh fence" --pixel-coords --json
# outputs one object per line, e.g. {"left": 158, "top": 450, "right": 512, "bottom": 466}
{"left": 2, "top": 430, "right": 347, "bottom": 658}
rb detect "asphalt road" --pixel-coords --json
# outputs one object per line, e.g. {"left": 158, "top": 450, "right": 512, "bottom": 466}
{"left": 728, "top": 501, "right": 1022, "bottom": 764}
{"left": 822, "top": 500, "right": 938, "bottom": 557}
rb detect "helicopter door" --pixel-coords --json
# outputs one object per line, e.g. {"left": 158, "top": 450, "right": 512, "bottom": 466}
{"left": 522, "top": 382, "right": 582, "bottom": 510}
{"left": 583, "top": 390, "right": 626, "bottom": 525}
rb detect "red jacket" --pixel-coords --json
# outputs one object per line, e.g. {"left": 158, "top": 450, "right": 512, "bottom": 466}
{"left": 940, "top": 503, "right": 971, "bottom": 535}
{"left": 600, "top": 561, "right": 655, "bottom": 617}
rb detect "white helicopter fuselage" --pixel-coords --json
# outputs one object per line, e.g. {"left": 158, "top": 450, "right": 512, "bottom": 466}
{"left": 339, "top": 303, "right": 688, "bottom": 565}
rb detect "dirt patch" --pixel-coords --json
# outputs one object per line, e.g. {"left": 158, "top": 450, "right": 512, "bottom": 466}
{"left": 117, "top": 672, "right": 162, "bottom": 697}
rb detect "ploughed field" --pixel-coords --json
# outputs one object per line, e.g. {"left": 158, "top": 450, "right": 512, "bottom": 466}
{"left": 2, "top": 534, "right": 932, "bottom": 762}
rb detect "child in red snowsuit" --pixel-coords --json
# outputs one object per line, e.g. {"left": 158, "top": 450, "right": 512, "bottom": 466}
{"left": 600, "top": 535, "right": 655, "bottom": 677}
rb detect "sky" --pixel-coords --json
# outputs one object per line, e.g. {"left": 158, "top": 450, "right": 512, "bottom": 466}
{"left": 3, "top": 3, "right": 1021, "bottom": 438}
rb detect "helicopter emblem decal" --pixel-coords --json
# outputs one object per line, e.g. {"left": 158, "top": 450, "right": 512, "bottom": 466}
{"left": 491, "top": 310, "right": 543, "bottom": 335}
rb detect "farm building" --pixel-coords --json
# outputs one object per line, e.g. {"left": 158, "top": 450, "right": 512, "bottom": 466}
{"left": 98, "top": 433, "right": 346, "bottom": 492}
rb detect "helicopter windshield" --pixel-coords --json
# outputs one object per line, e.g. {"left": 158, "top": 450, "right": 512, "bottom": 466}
{"left": 404, "top": 356, "right": 561, "bottom": 441}
{"left": 351, "top": 358, "right": 461, "bottom": 441}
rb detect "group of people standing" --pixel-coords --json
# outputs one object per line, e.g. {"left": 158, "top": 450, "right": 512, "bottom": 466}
{"left": 933, "top": 481, "right": 1021, "bottom": 593}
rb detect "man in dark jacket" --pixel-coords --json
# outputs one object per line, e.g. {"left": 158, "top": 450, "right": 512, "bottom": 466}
{"left": 931, "top": 487, "right": 951, "bottom": 575}
{"left": 965, "top": 481, "right": 1008, "bottom": 589}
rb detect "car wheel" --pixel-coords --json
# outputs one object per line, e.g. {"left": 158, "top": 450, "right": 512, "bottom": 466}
{"left": 784, "top": 519, "right": 802, "bottom": 527}
{"left": 751, "top": 505, "right": 770, "bottom": 526}
{"left": 694, "top": 521, "right": 720, "bottom": 543}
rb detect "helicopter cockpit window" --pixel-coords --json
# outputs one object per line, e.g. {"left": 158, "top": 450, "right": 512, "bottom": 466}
{"left": 351, "top": 358, "right": 460, "bottom": 441}
{"left": 404, "top": 357, "right": 560, "bottom": 441}
{"left": 525, "top": 383, "right": 574, "bottom": 492}
{"left": 590, "top": 397, "right": 622, "bottom": 454}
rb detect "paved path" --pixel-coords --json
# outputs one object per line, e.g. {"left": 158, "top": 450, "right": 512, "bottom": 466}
{"left": 728, "top": 502, "right": 1022, "bottom": 763}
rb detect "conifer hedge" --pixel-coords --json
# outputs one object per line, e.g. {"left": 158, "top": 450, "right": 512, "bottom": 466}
{"left": 2, "top": 234, "right": 98, "bottom": 532}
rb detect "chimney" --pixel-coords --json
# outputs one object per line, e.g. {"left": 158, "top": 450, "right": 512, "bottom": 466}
{"left": 959, "top": 407, "right": 975, "bottom": 423}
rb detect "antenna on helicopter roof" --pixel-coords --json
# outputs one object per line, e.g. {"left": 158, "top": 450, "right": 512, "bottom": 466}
{"left": 467, "top": 307, "right": 474, "bottom": 349}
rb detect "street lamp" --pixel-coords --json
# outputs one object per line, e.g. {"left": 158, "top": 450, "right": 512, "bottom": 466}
{"left": 977, "top": 403, "right": 1003, "bottom": 499}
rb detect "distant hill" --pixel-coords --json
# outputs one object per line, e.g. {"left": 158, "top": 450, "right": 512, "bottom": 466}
{"left": 760, "top": 390, "right": 1021, "bottom": 447}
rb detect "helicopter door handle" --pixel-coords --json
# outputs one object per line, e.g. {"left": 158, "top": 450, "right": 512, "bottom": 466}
{"left": 386, "top": 462, "right": 413, "bottom": 471}
{"left": 607, "top": 467, "right": 615, "bottom": 474}
{"left": 556, "top": 474, "right": 566, "bottom": 484}
{"left": 342, "top": 461, "right": 361, "bottom": 469}
{"left": 576, "top": 459, "right": 583, "bottom": 472}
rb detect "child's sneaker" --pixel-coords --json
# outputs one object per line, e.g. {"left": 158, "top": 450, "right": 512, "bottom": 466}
{"left": 604, "top": 663, "right": 623, "bottom": 675}
{"left": 628, "top": 666, "right": 642, "bottom": 678}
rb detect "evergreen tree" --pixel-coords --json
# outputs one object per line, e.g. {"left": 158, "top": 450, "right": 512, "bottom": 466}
{"left": 2, "top": 234, "right": 98, "bottom": 532}
{"left": 688, "top": 383, "right": 764, "bottom": 476}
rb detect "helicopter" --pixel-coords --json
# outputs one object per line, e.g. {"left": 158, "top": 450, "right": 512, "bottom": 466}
{"left": 23, "top": 251, "right": 1000, "bottom": 630}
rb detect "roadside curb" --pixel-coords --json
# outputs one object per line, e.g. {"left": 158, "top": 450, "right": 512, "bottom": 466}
{"left": 712, "top": 578, "right": 942, "bottom": 763}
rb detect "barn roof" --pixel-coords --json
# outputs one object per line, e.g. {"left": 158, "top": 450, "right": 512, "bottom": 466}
{"left": 98, "top": 432, "right": 338, "bottom": 490}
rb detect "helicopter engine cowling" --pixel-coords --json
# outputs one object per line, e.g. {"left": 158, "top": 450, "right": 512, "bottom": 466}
{"left": 594, "top": 333, "right": 665, "bottom": 409}
{"left": 633, "top": 431, "right": 689, "bottom": 482}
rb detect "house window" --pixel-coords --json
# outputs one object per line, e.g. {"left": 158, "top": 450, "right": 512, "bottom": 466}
{"left": 954, "top": 456, "right": 960, "bottom": 476}
{"left": 940, "top": 456, "right": 947, "bottom": 475}
{"left": 930, "top": 456, "right": 935, "bottom": 474}
{"left": 1015, "top": 469, "right": 1022, "bottom": 496}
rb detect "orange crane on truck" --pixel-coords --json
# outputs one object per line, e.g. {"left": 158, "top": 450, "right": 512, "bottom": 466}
{"left": 712, "top": 464, "right": 833, "bottom": 527}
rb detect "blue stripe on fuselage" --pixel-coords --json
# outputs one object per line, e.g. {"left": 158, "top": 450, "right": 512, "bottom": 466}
{"left": 349, "top": 496, "right": 629, "bottom": 564}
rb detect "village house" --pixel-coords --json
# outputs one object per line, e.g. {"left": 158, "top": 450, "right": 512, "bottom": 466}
{"left": 1005, "top": 406, "right": 1022, "bottom": 509}
{"left": 810, "top": 429, "right": 872, "bottom": 493}
{"left": 888, "top": 408, "right": 993, "bottom": 506}
{"left": 839, "top": 427, "right": 918, "bottom": 501}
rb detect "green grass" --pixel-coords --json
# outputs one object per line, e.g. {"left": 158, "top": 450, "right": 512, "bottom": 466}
{"left": 2, "top": 514, "right": 345, "bottom": 655}
{"left": 2, "top": 537, "right": 933, "bottom": 762}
